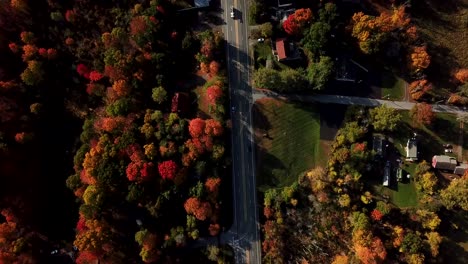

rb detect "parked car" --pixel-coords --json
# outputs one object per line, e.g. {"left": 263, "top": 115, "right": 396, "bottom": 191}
{"left": 257, "top": 38, "right": 265, "bottom": 43}
{"left": 444, "top": 148, "right": 453, "bottom": 153}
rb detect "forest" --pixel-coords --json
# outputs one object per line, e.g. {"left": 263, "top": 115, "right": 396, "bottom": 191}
{"left": 0, "top": 0, "right": 231, "bottom": 263}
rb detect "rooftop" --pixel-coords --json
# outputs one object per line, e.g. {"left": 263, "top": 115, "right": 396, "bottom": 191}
{"left": 406, "top": 139, "right": 417, "bottom": 160}
{"left": 275, "top": 39, "right": 287, "bottom": 60}
{"left": 433, "top": 155, "right": 457, "bottom": 164}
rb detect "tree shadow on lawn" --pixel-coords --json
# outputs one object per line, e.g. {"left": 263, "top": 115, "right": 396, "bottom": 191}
{"left": 439, "top": 208, "right": 468, "bottom": 263}
{"left": 255, "top": 146, "right": 286, "bottom": 189}
{"left": 318, "top": 104, "right": 347, "bottom": 141}
{"left": 431, "top": 117, "right": 458, "bottom": 145}
{"left": 252, "top": 101, "right": 272, "bottom": 132}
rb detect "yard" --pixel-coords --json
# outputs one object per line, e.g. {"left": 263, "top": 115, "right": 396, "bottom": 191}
{"left": 381, "top": 71, "right": 406, "bottom": 100}
{"left": 253, "top": 99, "right": 320, "bottom": 191}
{"left": 371, "top": 111, "right": 462, "bottom": 209}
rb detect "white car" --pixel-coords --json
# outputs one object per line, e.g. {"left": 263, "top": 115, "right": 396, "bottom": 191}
{"left": 257, "top": 38, "right": 265, "bottom": 43}
{"left": 230, "top": 6, "right": 235, "bottom": 18}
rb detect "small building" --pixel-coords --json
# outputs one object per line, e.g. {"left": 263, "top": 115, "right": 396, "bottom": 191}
{"left": 171, "top": 92, "right": 190, "bottom": 116}
{"left": 273, "top": 39, "right": 301, "bottom": 62}
{"left": 405, "top": 139, "right": 418, "bottom": 162}
{"left": 432, "top": 155, "right": 457, "bottom": 171}
{"left": 396, "top": 167, "right": 403, "bottom": 182}
{"left": 454, "top": 163, "right": 468, "bottom": 175}
{"left": 383, "top": 163, "right": 390, "bottom": 186}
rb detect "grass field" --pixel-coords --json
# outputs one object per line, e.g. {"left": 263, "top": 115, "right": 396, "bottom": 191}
{"left": 381, "top": 71, "right": 405, "bottom": 100}
{"left": 253, "top": 99, "right": 320, "bottom": 191}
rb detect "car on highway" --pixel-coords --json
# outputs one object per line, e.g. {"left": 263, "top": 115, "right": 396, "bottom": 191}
{"left": 230, "top": 6, "right": 235, "bottom": 18}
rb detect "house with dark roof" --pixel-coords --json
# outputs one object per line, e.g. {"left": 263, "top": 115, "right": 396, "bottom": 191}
{"left": 272, "top": 39, "right": 300, "bottom": 62}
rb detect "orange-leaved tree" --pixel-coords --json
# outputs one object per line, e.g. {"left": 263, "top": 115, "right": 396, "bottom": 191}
{"left": 409, "top": 46, "right": 430, "bottom": 72}
{"left": 410, "top": 103, "right": 434, "bottom": 126}
{"left": 409, "top": 79, "right": 432, "bottom": 100}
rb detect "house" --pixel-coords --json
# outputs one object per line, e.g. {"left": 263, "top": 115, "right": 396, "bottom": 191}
{"left": 405, "top": 139, "right": 418, "bottom": 162}
{"left": 171, "top": 92, "right": 190, "bottom": 116}
{"left": 432, "top": 155, "right": 457, "bottom": 171}
{"left": 273, "top": 39, "right": 300, "bottom": 62}
{"left": 454, "top": 163, "right": 468, "bottom": 175}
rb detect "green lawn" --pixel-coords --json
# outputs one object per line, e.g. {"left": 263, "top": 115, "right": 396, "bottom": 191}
{"left": 391, "top": 181, "right": 419, "bottom": 208}
{"left": 253, "top": 99, "right": 320, "bottom": 191}
{"left": 253, "top": 42, "right": 272, "bottom": 69}
{"left": 372, "top": 162, "right": 419, "bottom": 208}
{"left": 381, "top": 71, "right": 405, "bottom": 100}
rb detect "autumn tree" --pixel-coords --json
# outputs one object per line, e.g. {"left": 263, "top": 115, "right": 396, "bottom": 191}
{"left": 354, "top": 237, "right": 387, "bottom": 264}
{"left": 415, "top": 172, "right": 437, "bottom": 195}
{"left": 206, "top": 85, "right": 223, "bottom": 106}
{"left": 455, "top": 68, "right": 468, "bottom": 84}
{"left": 410, "top": 103, "right": 434, "bottom": 126}
{"left": 416, "top": 209, "right": 441, "bottom": 231}
{"left": 20, "top": 60, "right": 44, "bottom": 86}
{"left": 189, "top": 118, "right": 206, "bottom": 138}
{"left": 409, "top": 79, "right": 432, "bottom": 100}
{"left": 209, "top": 61, "right": 220, "bottom": 76}
{"left": 283, "top": 8, "right": 313, "bottom": 36}
{"left": 401, "top": 232, "right": 423, "bottom": 254}
{"left": 152, "top": 86, "right": 167, "bottom": 104}
{"left": 425, "top": 232, "right": 442, "bottom": 257}
{"left": 158, "top": 160, "right": 177, "bottom": 180}
{"left": 369, "top": 105, "right": 401, "bottom": 132}
{"left": 184, "top": 197, "right": 212, "bottom": 221}
{"left": 205, "top": 178, "right": 221, "bottom": 195}
{"left": 440, "top": 173, "right": 468, "bottom": 210}
{"left": 135, "top": 229, "right": 159, "bottom": 263}
{"left": 204, "top": 119, "right": 223, "bottom": 137}
{"left": 409, "top": 46, "right": 431, "bottom": 72}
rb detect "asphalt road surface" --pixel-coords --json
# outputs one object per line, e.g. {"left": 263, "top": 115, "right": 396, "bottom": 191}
{"left": 221, "top": 0, "right": 261, "bottom": 263}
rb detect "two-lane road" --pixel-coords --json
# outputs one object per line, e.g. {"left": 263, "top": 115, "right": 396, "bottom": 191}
{"left": 222, "top": 0, "right": 261, "bottom": 263}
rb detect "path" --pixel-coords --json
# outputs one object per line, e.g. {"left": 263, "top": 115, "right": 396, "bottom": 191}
{"left": 252, "top": 89, "right": 468, "bottom": 115}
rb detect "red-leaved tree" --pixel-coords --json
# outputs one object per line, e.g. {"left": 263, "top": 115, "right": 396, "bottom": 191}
{"left": 283, "top": 8, "right": 312, "bottom": 36}
{"left": 205, "top": 119, "right": 224, "bottom": 137}
{"left": 158, "top": 160, "right": 177, "bottom": 180}
{"left": 206, "top": 85, "right": 223, "bottom": 106}
{"left": 189, "top": 118, "right": 206, "bottom": 138}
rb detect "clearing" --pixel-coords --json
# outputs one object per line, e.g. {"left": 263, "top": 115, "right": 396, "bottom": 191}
{"left": 253, "top": 98, "right": 320, "bottom": 191}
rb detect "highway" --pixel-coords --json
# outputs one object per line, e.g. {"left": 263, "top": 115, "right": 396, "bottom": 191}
{"left": 221, "top": 0, "right": 261, "bottom": 263}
